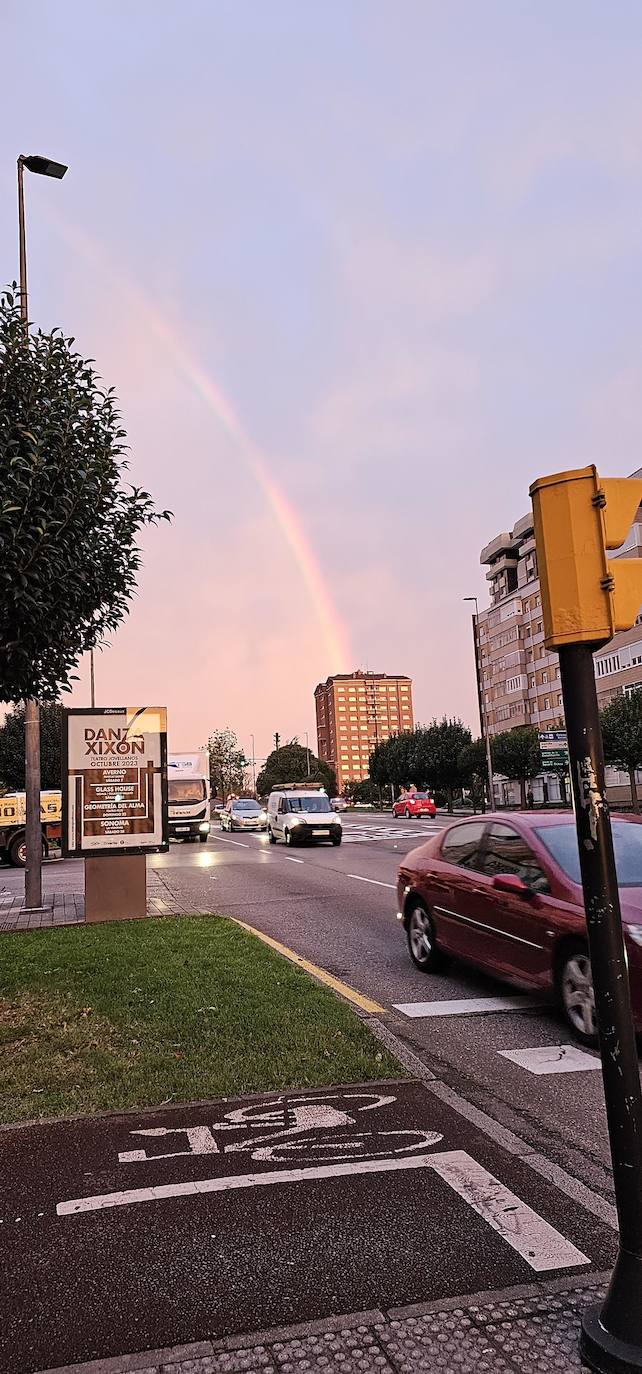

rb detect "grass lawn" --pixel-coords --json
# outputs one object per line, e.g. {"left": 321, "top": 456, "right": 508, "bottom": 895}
{"left": 0, "top": 916, "right": 399, "bottom": 1124}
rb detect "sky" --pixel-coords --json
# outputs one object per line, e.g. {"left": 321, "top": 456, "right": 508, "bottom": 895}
{"left": 3, "top": 1, "right": 642, "bottom": 766}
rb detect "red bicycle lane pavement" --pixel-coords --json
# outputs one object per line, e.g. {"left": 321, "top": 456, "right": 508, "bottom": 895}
{"left": 1, "top": 1079, "right": 615, "bottom": 1373}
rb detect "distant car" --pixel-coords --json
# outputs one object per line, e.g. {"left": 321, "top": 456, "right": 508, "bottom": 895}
{"left": 221, "top": 799, "right": 268, "bottom": 832}
{"left": 331, "top": 797, "right": 349, "bottom": 812}
{"left": 393, "top": 792, "right": 437, "bottom": 819}
{"left": 211, "top": 799, "right": 225, "bottom": 815}
{"left": 396, "top": 810, "right": 642, "bottom": 1045}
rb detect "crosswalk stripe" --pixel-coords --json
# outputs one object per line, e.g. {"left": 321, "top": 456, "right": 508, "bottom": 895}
{"left": 498, "top": 1045, "right": 601, "bottom": 1075}
{"left": 394, "top": 996, "right": 543, "bottom": 1019}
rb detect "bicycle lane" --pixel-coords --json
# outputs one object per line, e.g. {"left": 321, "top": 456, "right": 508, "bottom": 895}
{"left": 1, "top": 1079, "right": 615, "bottom": 1374}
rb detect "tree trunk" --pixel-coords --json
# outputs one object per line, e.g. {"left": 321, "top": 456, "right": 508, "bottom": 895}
{"left": 629, "top": 767, "right": 640, "bottom": 815}
{"left": 520, "top": 778, "right": 527, "bottom": 809}
{"left": 447, "top": 785, "right": 453, "bottom": 814}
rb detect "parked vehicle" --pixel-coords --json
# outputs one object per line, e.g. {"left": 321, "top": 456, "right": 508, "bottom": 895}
{"left": 167, "top": 750, "right": 211, "bottom": 843}
{"left": 0, "top": 790, "right": 62, "bottom": 867}
{"left": 222, "top": 798, "right": 268, "bottom": 831}
{"left": 331, "top": 797, "right": 349, "bottom": 812}
{"left": 397, "top": 810, "right": 642, "bottom": 1045}
{"left": 267, "top": 784, "right": 342, "bottom": 846}
{"left": 393, "top": 791, "right": 437, "bottom": 819}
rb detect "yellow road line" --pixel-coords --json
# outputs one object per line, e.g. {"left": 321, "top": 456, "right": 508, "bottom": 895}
{"left": 232, "top": 918, "right": 385, "bottom": 1015}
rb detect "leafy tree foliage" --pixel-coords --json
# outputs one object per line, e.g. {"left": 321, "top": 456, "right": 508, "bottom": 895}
{"left": 421, "top": 717, "right": 473, "bottom": 812}
{"left": 601, "top": 690, "right": 642, "bottom": 814}
{"left": 492, "top": 726, "right": 541, "bottom": 808}
{"left": 458, "top": 736, "right": 489, "bottom": 812}
{"left": 0, "top": 286, "right": 171, "bottom": 701}
{"left": 256, "top": 741, "right": 336, "bottom": 799}
{"left": 207, "top": 727, "right": 248, "bottom": 801}
{"left": 370, "top": 719, "right": 472, "bottom": 811}
{"left": 0, "top": 702, "right": 62, "bottom": 790}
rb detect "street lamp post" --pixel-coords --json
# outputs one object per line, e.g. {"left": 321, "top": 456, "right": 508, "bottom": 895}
{"left": 17, "top": 152, "right": 68, "bottom": 912}
{"left": 250, "top": 734, "right": 256, "bottom": 795}
{"left": 304, "top": 731, "right": 311, "bottom": 777}
{"left": 464, "top": 597, "right": 494, "bottom": 810}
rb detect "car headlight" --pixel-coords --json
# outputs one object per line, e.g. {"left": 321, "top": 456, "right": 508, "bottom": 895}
{"left": 260, "top": 810, "right": 267, "bottom": 820}
{"left": 292, "top": 816, "right": 306, "bottom": 825}
{"left": 199, "top": 821, "right": 210, "bottom": 832}
{"left": 627, "top": 925, "right": 642, "bottom": 947}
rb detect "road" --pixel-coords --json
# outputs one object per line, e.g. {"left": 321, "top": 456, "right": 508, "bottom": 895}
{"left": 0, "top": 811, "right": 622, "bottom": 1371}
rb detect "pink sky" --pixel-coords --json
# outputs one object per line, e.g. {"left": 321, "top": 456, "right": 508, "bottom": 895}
{"left": 4, "top": 2, "right": 642, "bottom": 765}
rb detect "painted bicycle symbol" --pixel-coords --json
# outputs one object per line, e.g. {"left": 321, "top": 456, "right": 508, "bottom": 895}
{"left": 118, "top": 1092, "right": 443, "bottom": 1167}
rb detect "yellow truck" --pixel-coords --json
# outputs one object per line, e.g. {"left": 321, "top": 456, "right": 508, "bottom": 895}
{"left": 0, "top": 791, "right": 62, "bottom": 867}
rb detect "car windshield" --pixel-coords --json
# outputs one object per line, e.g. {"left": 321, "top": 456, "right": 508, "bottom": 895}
{"left": 234, "top": 800, "right": 261, "bottom": 812}
{"left": 535, "top": 821, "right": 642, "bottom": 887}
{"left": 414, "top": 793, "right": 429, "bottom": 800}
{"left": 287, "top": 796, "right": 331, "bottom": 813}
{"left": 168, "top": 780, "right": 206, "bottom": 804}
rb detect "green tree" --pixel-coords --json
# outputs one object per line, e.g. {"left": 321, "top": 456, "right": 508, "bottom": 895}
{"left": 422, "top": 717, "right": 473, "bottom": 813}
{"left": 0, "top": 702, "right": 63, "bottom": 791}
{"left": 601, "top": 690, "right": 642, "bottom": 814}
{"left": 492, "top": 726, "right": 541, "bottom": 808}
{"left": 256, "top": 740, "right": 336, "bottom": 798}
{"left": 207, "top": 727, "right": 248, "bottom": 802}
{"left": 369, "top": 732, "right": 416, "bottom": 793}
{"left": 0, "top": 286, "right": 171, "bottom": 702}
{"left": 458, "top": 737, "right": 489, "bottom": 812}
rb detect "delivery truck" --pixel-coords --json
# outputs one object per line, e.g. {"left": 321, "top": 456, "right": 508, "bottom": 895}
{"left": 167, "top": 750, "right": 211, "bottom": 843}
{"left": 0, "top": 790, "right": 62, "bottom": 866}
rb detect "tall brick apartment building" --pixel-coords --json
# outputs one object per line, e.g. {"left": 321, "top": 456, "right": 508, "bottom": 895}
{"left": 315, "top": 672, "right": 414, "bottom": 791}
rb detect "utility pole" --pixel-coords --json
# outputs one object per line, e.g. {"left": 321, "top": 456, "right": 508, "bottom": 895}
{"left": 17, "top": 152, "right": 67, "bottom": 911}
{"left": 90, "top": 649, "right": 95, "bottom": 709}
{"left": 531, "top": 465, "right": 642, "bottom": 1373}
{"left": 464, "top": 597, "right": 494, "bottom": 810}
{"left": 250, "top": 734, "right": 256, "bottom": 795}
{"left": 274, "top": 732, "right": 280, "bottom": 752}
{"left": 304, "top": 731, "right": 311, "bottom": 777}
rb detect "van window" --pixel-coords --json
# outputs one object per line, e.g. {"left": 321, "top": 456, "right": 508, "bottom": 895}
{"left": 287, "top": 796, "right": 331, "bottom": 813}
{"left": 278, "top": 798, "right": 287, "bottom": 814}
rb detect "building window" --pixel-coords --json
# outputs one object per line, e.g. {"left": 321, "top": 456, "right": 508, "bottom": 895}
{"left": 558, "top": 694, "right": 563, "bottom": 706}
{"left": 544, "top": 697, "right": 550, "bottom": 710}
{"left": 542, "top": 671, "right": 548, "bottom": 684}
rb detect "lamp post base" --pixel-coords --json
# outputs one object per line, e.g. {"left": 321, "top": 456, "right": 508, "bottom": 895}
{"left": 581, "top": 1250, "right": 642, "bottom": 1373}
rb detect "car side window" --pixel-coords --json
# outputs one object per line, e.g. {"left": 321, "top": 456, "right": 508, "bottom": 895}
{"left": 278, "top": 798, "right": 286, "bottom": 814}
{"left": 482, "top": 823, "right": 549, "bottom": 893}
{"left": 440, "top": 821, "right": 486, "bottom": 872}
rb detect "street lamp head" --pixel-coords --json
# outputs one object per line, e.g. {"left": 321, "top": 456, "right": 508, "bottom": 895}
{"left": 463, "top": 597, "right": 477, "bottom": 603}
{"left": 19, "top": 154, "right": 68, "bottom": 179}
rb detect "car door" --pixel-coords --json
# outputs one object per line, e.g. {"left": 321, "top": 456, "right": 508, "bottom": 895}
{"left": 429, "top": 820, "right": 493, "bottom": 962}
{"left": 473, "top": 821, "right": 557, "bottom": 984}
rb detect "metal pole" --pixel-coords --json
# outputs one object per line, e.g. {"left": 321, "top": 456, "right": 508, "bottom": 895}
{"left": 466, "top": 598, "right": 494, "bottom": 809}
{"left": 557, "top": 645, "right": 642, "bottom": 1371}
{"left": 305, "top": 731, "right": 310, "bottom": 777}
{"left": 90, "top": 650, "right": 95, "bottom": 708}
{"left": 18, "top": 157, "right": 43, "bottom": 912}
{"left": 250, "top": 734, "right": 256, "bottom": 794}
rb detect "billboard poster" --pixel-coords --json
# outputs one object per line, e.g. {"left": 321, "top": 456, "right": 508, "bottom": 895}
{"left": 63, "top": 707, "right": 168, "bottom": 858}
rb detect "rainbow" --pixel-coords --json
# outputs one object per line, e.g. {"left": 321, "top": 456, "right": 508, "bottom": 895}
{"left": 44, "top": 211, "right": 351, "bottom": 674}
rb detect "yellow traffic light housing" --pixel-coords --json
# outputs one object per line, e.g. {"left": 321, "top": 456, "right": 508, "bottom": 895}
{"left": 530, "top": 465, "right": 642, "bottom": 649}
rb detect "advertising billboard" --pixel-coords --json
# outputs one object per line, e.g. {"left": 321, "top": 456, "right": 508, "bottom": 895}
{"left": 63, "top": 707, "right": 168, "bottom": 858}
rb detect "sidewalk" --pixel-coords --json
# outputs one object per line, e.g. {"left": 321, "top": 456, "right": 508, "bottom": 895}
{"left": 39, "top": 1273, "right": 605, "bottom": 1373}
{"left": 0, "top": 866, "right": 209, "bottom": 930}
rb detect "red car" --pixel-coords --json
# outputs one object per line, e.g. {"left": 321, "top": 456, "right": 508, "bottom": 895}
{"left": 393, "top": 792, "right": 437, "bottom": 819}
{"left": 397, "top": 810, "right": 642, "bottom": 1045}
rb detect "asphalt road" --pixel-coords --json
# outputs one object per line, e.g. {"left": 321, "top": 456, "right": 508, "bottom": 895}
{"left": 0, "top": 812, "right": 624, "bottom": 1371}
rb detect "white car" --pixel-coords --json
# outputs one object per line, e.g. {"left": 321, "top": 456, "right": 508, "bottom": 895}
{"left": 267, "top": 787, "right": 343, "bottom": 846}
{"left": 221, "top": 799, "right": 268, "bottom": 831}
{"left": 331, "top": 797, "right": 349, "bottom": 812}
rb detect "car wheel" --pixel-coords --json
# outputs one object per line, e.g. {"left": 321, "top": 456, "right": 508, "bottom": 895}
{"left": 406, "top": 901, "right": 441, "bottom": 972}
{"left": 285, "top": 828, "right": 293, "bottom": 846}
{"left": 268, "top": 827, "right": 276, "bottom": 844}
{"left": 199, "top": 834, "right": 208, "bottom": 843}
{"left": 558, "top": 942, "right": 597, "bottom": 1046}
{"left": 331, "top": 835, "right": 342, "bottom": 846}
{"left": 404, "top": 808, "right": 412, "bottom": 819}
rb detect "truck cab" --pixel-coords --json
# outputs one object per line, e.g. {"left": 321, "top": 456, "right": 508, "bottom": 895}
{"left": 167, "top": 751, "right": 211, "bottom": 843}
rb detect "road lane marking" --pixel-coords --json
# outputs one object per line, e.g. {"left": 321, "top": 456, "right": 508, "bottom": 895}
{"left": 428, "top": 1150, "right": 588, "bottom": 1272}
{"left": 284, "top": 856, "right": 304, "bottom": 864}
{"left": 394, "top": 996, "right": 543, "bottom": 1018}
{"left": 347, "top": 874, "right": 396, "bottom": 890}
{"left": 215, "top": 837, "right": 250, "bottom": 849}
{"left": 232, "top": 918, "right": 384, "bottom": 1014}
{"left": 498, "top": 1045, "right": 602, "bottom": 1075}
{"left": 56, "top": 1148, "right": 589, "bottom": 1270}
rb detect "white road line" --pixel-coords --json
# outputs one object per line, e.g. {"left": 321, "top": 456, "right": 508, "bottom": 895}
{"left": 428, "top": 1150, "right": 588, "bottom": 1272}
{"left": 498, "top": 1045, "right": 602, "bottom": 1076}
{"left": 347, "top": 874, "right": 396, "bottom": 889}
{"left": 215, "top": 837, "right": 250, "bottom": 849}
{"left": 56, "top": 1148, "right": 589, "bottom": 1270}
{"left": 394, "top": 996, "right": 543, "bottom": 1019}
{"left": 284, "top": 856, "right": 304, "bottom": 864}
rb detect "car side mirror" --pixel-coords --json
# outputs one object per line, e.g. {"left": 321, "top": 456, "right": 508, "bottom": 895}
{"left": 492, "top": 873, "right": 533, "bottom": 899}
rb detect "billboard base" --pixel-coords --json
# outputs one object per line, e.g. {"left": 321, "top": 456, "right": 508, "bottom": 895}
{"left": 85, "top": 854, "right": 147, "bottom": 922}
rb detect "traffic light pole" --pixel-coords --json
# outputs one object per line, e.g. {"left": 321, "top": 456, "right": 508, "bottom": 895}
{"left": 559, "top": 643, "right": 642, "bottom": 1373}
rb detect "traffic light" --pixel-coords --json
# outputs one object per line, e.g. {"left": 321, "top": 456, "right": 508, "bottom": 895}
{"left": 530, "top": 465, "right": 642, "bottom": 649}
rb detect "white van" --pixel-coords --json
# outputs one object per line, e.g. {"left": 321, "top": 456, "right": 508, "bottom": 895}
{"left": 267, "top": 785, "right": 342, "bottom": 847}
{"left": 168, "top": 750, "right": 211, "bottom": 843}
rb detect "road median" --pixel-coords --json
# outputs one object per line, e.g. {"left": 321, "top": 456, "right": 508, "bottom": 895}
{"left": 0, "top": 914, "right": 398, "bottom": 1124}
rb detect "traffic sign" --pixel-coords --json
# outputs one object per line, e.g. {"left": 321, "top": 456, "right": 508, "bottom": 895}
{"left": 539, "top": 730, "right": 568, "bottom": 770}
